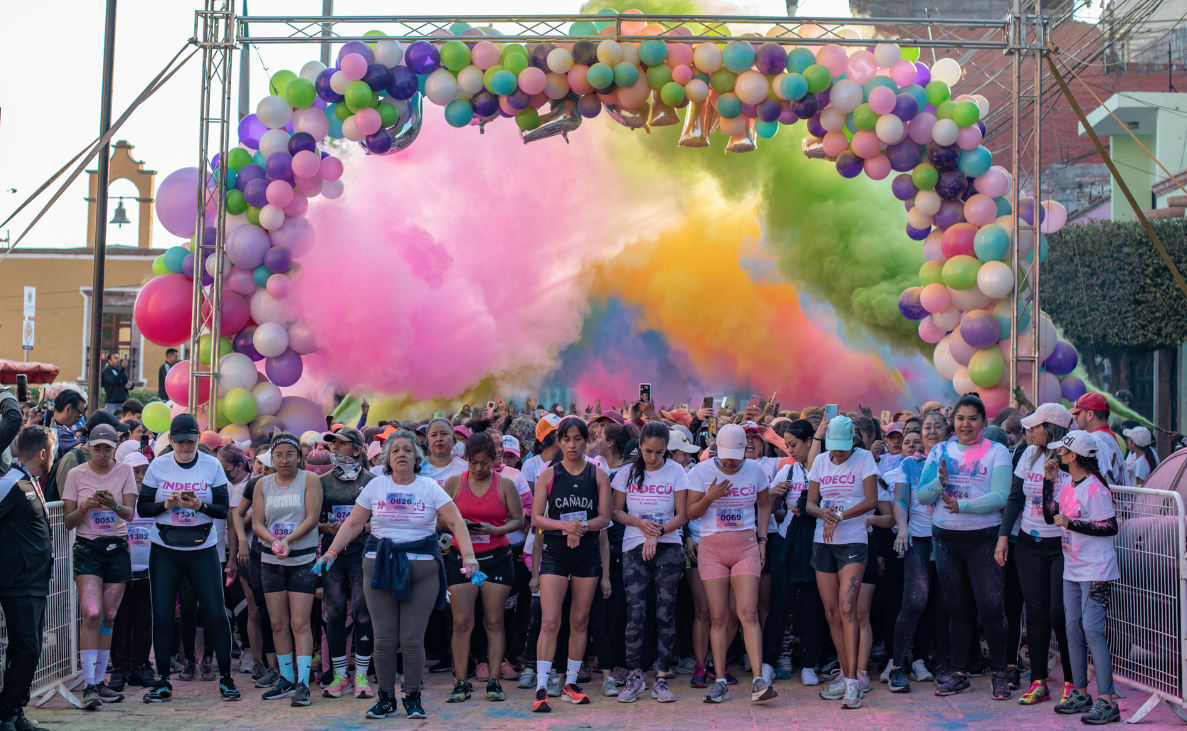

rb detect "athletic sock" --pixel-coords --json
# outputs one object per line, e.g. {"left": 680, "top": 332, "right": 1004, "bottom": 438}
{"left": 566, "top": 658, "right": 581, "bottom": 685}
{"left": 332, "top": 655, "right": 348, "bottom": 678}
{"left": 95, "top": 650, "right": 110, "bottom": 683}
{"left": 536, "top": 661, "right": 552, "bottom": 691}
{"left": 354, "top": 654, "right": 371, "bottom": 678}
{"left": 81, "top": 650, "right": 98, "bottom": 686}
{"left": 297, "top": 656, "right": 311, "bottom": 686}
{"left": 278, "top": 653, "right": 295, "bottom": 683}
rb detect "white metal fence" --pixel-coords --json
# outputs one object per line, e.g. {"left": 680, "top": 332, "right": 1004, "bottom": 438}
{"left": 0, "top": 501, "right": 83, "bottom": 708}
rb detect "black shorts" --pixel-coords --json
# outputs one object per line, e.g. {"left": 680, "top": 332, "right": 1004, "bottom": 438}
{"left": 446, "top": 544, "right": 515, "bottom": 587}
{"left": 73, "top": 536, "right": 132, "bottom": 583}
{"left": 539, "top": 534, "right": 602, "bottom": 579}
{"left": 810, "top": 542, "right": 868, "bottom": 574}
{"left": 260, "top": 560, "right": 318, "bottom": 594}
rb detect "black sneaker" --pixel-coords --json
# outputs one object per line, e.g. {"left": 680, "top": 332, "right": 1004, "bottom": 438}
{"left": 933, "top": 659, "right": 952, "bottom": 687}
{"left": 95, "top": 682, "right": 125, "bottom": 703}
{"left": 219, "top": 675, "right": 241, "bottom": 701}
{"left": 291, "top": 682, "right": 311, "bottom": 706}
{"left": 888, "top": 666, "right": 911, "bottom": 693}
{"left": 319, "top": 667, "right": 335, "bottom": 686}
{"left": 178, "top": 660, "right": 197, "bottom": 682}
{"left": 576, "top": 662, "right": 592, "bottom": 684}
{"left": 403, "top": 690, "right": 427, "bottom": 719}
{"left": 129, "top": 665, "right": 156, "bottom": 687}
{"left": 967, "top": 653, "right": 992, "bottom": 677}
{"left": 82, "top": 684, "right": 103, "bottom": 709}
{"left": 1082, "top": 697, "right": 1121, "bottom": 725}
{"left": 935, "top": 672, "right": 972, "bottom": 696}
{"left": 486, "top": 679, "right": 506, "bottom": 701}
{"left": 429, "top": 656, "right": 453, "bottom": 673}
{"left": 142, "top": 679, "right": 173, "bottom": 703}
{"left": 1006, "top": 665, "right": 1021, "bottom": 690}
{"left": 107, "top": 667, "right": 127, "bottom": 693}
{"left": 991, "top": 670, "right": 1011, "bottom": 700}
{"left": 261, "top": 676, "right": 296, "bottom": 700}
{"left": 447, "top": 679, "right": 472, "bottom": 702}
{"left": 12, "top": 709, "right": 36, "bottom": 731}
{"left": 1055, "top": 689, "right": 1094, "bottom": 714}
{"left": 200, "top": 656, "right": 217, "bottom": 682}
{"left": 366, "top": 690, "right": 396, "bottom": 719}
{"left": 254, "top": 667, "right": 280, "bottom": 688}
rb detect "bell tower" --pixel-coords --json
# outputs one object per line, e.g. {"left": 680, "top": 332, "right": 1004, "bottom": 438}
{"left": 86, "top": 140, "right": 156, "bottom": 249}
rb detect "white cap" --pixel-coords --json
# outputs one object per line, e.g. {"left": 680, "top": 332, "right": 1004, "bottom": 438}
{"left": 502, "top": 434, "right": 521, "bottom": 457}
{"left": 716, "top": 423, "right": 746, "bottom": 460}
{"left": 1048, "top": 430, "right": 1098, "bottom": 458}
{"left": 667, "top": 429, "right": 701, "bottom": 454}
{"left": 1123, "top": 426, "right": 1153, "bottom": 448}
{"left": 1021, "top": 402, "right": 1073, "bottom": 430}
{"left": 122, "top": 451, "right": 150, "bottom": 468}
{"left": 256, "top": 452, "right": 273, "bottom": 468}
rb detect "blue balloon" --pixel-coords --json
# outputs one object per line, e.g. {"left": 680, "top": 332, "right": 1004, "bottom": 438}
{"left": 223, "top": 167, "right": 237, "bottom": 190}
{"left": 995, "top": 196, "right": 1012, "bottom": 215}
{"left": 251, "top": 151, "right": 266, "bottom": 168}
{"left": 163, "top": 246, "right": 188, "bottom": 273}
{"left": 959, "top": 146, "right": 993, "bottom": 177}
{"left": 362, "top": 63, "right": 389, "bottom": 92}
{"left": 722, "top": 40, "right": 756, "bottom": 73}
{"left": 253, "top": 264, "right": 272, "bottom": 288}
{"left": 973, "top": 224, "right": 1010, "bottom": 262}
{"left": 786, "top": 48, "right": 816, "bottom": 74}
{"left": 385, "top": 65, "right": 418, "bottom": 100}
{"left": 315, "top": 68, "right": 343, "bottom": 103}
{"left": 324, "top": 105, "right": 344, "bottom": 139}
{"left": 444, "top": 98, "right": 474, "bottom": 128}
{"left": 234, "top": 164, "right": 264, "bottom": 192}
{"left": 287, "top": 132, "right": 316, "bottom": 155}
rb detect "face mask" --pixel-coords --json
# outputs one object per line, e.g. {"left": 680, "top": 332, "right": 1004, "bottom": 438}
{"left": 331, "top": 452, "right": 363, "bottom": 480}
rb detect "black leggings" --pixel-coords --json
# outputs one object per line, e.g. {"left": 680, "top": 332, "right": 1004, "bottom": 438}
{"left": 893, "top": 537, "right": 949, "bottom": 669}
{"left": 1004, "top": 540, "right": 1024, "bottom": 666}
{"left": 149, "top": 544, "right": 232, "bottom": 679}
{"left": 110, "top": 576, "right": 153, "bottom": 669}
{"left": 248, "top": 547, "right": 277, "bottom": 656}
{"left": 587, "top": 553, "right": 626, "bottom": 670}
{"left": 324, "top": 550, "right": 374, "bottom": 663}
{"left": 933, "top": 527, "right": 1008, "bottom": 675}
{"left": 1014, "top": 537, "right": 1072, "bottom": 682}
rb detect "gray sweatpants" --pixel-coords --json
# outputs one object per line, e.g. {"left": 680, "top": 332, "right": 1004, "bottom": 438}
{"left": 1064, "top": 579, "right": 1114, "bottom": 696}
{"left": 363, "top": 557, "right": 440, "bottom": 695}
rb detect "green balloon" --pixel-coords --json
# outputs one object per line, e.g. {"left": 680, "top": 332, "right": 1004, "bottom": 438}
{"left": 639, "top": 39, "right": 668, "bottom": 66}
{"left": 516, "top": 107, "right": 541, "bottom": 130}
{"left": 225, "top": 189, "right": 247, "bottom": 216}
{"left": 345, "top": 80, "right": 373, "bottom": 111}
{"left": 226, "top": 148, "right": 253, "bottom": 172}
{"left": 152, "top": 254, "right": 169, "bottom": 276}
{"left": 660, "top": 81, "right": 686, "bottom": 106}
{"left": 901, "top": 46, "right": 920, "bottom": 62}
{"left": 198, "top": 334, "right": 233, "bottom": 366}
{"left": 968, "top": 346, "right": 1005, "bottom": 389}
{"left": 490, "top": 70, "right": 517, "bottom": 96}
{"left": 482, "top": 64, "right": 505, "bottom": 92}
{"left": 269, "top": 70, "right": 296, "bottom": 96}
{"left": 245, "top": 206, "right": 261, "bottom": 226}
{"left": 853, "top": 103, "right": 879, "bottom": 131}
{"left": 646, "top": 64, "right": 674, "bottom": 91}
{"left": 709, "top": 68, "right": 737, "bottom": 94}
{"left": 587, "top": 63, "right": 615, "bottom": 90}
{"left": 715, "top": 92, "right": 743, "bottom": 119}
{"left": 504, "top": 53, "right": 529, "bottom": 76}
{"left": 369, "top": 90, "right": 381, "bottom": 109}
{"left": 613, "top": 62, "right": 639, "bottom": 88}
{"left": 925, "top": 80, "right": 950, "bottom": 106}
{"left": 163, "top": 245, "right": 188, "bottom": 273}
{"left": 223, "top": 388, "right": 258, "bottom": 425}
{"left": 942, "top": 255, "right": 981, "bottom": 291}
{"left": 285, "top": 78, "right": 316, "bottom": 108}
{"left": 441, "top": 40, "right": 472, "bottom": 71}
{"left": 334, "top": 101, "right": 354, "bottom": 121}
{"left": 142, "top": 401, "right": 172, "bottom": 433}
{"left": 953, "top": 99, "right": 980, "bottom": 127}
{"left": 363, "top": 29, "right": 386, "bottom": 49}
{"left": 568, "top": 21, "right": 597, "bottom": 36}
{"left": 443, "top": 98, "right": 473, "bottom": 128}
{"left": 919, "top": 260, "right": 944, "bottom": 287}
{"left": 378, "top": 103, "right": 400, "bottom": 128}
{"left": 215, "top": 397, "right": 231, "bottom": 430}
{"left": 935, "top": 100, "right": 955, "bottom": 120}
{"left": 755, "top": 119, "right": 779, "bottom": 139}
{"left": 912, "top": 163, "right": 939, "bottom": 190}
{"left": 501, "top": 43, "right": 529, "bottom": 62}
{"left": 802, "top": 64, "right": 832, "bottom": 94}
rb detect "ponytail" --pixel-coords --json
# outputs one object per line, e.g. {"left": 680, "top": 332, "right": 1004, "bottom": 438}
{"left": 626, "top": 421, "right": 670, "bottom": 489}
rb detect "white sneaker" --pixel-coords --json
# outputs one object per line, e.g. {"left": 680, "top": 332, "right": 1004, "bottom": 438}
{"left": 675, "top": 657, "right": 696, "bottom": 675}
{"left": 761, "top": 663, "right": 774, "bottom": 685}
{"left": 911, "top": 659, "right": 933, "bottom": 682}
{"left": 239, "top": 648, "right": 254, "bottom": 674}
{"left": 819, "top": 676, "right": 846, "bottom": 700}
{"left": 742, "top": 654, "right": 751, "bottom": 673}
{"left": 546, "top": 669, "right": 562, "bottom": 697}
{"left": 880, "top": 660, "right": 893, "bottom": 683}
{"left": 801, "top": 667, "right": 820, "bottom": 686}
{"left": 857, "top": 670, "right": 872, "bottom": 694}
{"left": 842, "top": 681, "right": 862, "bottom": 709}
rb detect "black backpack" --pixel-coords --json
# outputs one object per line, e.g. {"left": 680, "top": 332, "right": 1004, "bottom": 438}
{"left": 42, "top": 446, "right": 84, "bottom": 504}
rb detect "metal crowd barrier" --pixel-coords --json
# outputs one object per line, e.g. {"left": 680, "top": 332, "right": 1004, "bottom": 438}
{"left": 0, "top": 501, "right": 84, "bottom": 708}
{"left": 1107, "top": 486, "right": 1187, "bottom": 724}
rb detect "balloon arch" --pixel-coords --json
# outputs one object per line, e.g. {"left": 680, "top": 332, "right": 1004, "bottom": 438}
{"left": 132, "top": 5, "right": 1063, "bottom": 439}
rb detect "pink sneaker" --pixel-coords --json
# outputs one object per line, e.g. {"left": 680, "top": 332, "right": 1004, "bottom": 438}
{"left": 353, "top": 674, "right": 373, "bottom": 699}
{"left": 322, "top": 674, "right": 351, "bottom": 698}
{"left": 501, "top": 660, "right": 519, "bottom": 680}
{"left": 475, "top": 662, "right": 490, "bottom": 681}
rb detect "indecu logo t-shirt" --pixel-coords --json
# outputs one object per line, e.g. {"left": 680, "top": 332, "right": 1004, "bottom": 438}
{"left": 687, "top": 459, "right": 769, "bottom": 538}
{"left": 808, "top": 448, "right": 878, "bottom": 545}
{"left": 142, "top": 451, "right": 228, "bottom": 551}
{"left": 612, "top": 459, "right": 689, "bottom": 552}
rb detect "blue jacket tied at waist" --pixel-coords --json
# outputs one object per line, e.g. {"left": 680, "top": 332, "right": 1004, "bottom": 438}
{"left": 366, "top": 534, "right": 447, "bottom": 611}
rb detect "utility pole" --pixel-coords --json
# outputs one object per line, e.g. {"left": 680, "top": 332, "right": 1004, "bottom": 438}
{"left": 88, "top": 0, "right": 117, "bottom": 415}
{"left": 321, "top": 0, "right": 333, "bottom": 66}
{"left": 1170, "top": 46, "right": 1177, "bottom": 93}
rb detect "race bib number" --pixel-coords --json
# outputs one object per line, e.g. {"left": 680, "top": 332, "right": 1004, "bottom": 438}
{"left": 1029, "top": 497, "right": 1044, "bottom": 519}
{"left": 128, "top": 524, "right": 150, "bottom": 547}
{"left": 944, "top": 488, "right": 970, "bottom": 501}
{"left": 170, "top": 507, "right": 197, "bottom": 526}
{"left": 332, "top": 505, "right": 353, "bottom": 523}
{"left": 1062, "top": 533, "right": 1071, "bottom": 548}
{"left": 639, "top": 513, "right": 666, "bottom": 526}
{"left": 715, "top": 510, "right": 744, "bottom": 530}
{"left": 821, "top": 498, "right": 845, "bottom": 516}
{"left": 385, "top": 493, "right": 417, "bottom": 513}
{"left": 559, "top": 510, "right": 586, "bottom": 535}
{"left": 90, "top": 510, "right": 118, "bottom": 533}
{"left": 471, "top": 533, "right": 491, "bottom": 544}
{"left": 271, "top": 522, "right": 297, "bottom": 539}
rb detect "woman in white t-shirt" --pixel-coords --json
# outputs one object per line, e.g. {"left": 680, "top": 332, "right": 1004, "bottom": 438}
{"left": 314, "top": 429, "right": 477, "bottom": 721}
{"left": 804, "top": 416, "right": 878, "bottom": 709}
{"left": 610, "top": 422, "right": 688, "bottom": 703}
{"left": 1122, "top": 426, "right": 1156, "bottom": 487}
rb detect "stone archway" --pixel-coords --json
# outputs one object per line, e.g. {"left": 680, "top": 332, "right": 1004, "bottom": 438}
{"left": 86, "top": 140, "right": 156, "bottom": 249}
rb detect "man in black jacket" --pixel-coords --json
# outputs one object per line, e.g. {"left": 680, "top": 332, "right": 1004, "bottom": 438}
{"left": 100, "top": 353, "right": 132, "bottom": 413}
{"left": 0, "top": 426, "right": 56, "bottom": 731}
{"left": 157, "top": 349, "right": 178, "bottom": 401}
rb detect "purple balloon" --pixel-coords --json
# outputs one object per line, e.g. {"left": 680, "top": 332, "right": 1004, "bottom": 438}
{"left": 288, "top": 132, "right": 317, "bottom": 155}
{"left": 471, "top": 90, "right": 499, "bottom": 118}
{"left": 210, "top": 153, "right": 220, "bottom": 171}
{"left": 927, "top": 143, "right": 961, "bottom": 172}
{"left": 237, "top": 114, "right": 268, "bottom": 149}
{"left": 961, "top": 310, "right": 1002, "bottom": 349}
{"left": 757, "top": 98, "right": 782, "bottom": 123}
{"left": 741, "top": 103, "right": 758, "bottom": 120}
{"left": 506, "top": 89, "right": 531, "bottom": 111}
{"left": 242, "top": 178, "right": 268, "bottom": 209}
{"left": 934, "top": 198, "right": 966, "bottom": 229}
{"left": 836, "top": 151, "right": 863, "bottom": 178}
{"left": 892, "top": 173, "right": 919, "bottom": 201}
{"left": 226, "top": 223, "right": 272, "bottom": 269}
{"left": 816, "top": 88, "right": 831, "bottom": 109}
{"left": 274, "top": 396, "right": 325, "bottom": 436}
{"left": 385, "top": 65, "right": 418, "bottom": 100}
{"left": 805, "top": 111, "right": 825, "bottom": 135}
{"left": 156, "top": 167, "right": 201, "bottom": 239}
{"left": 336, "top": 40, "right": 375, "bottom": 67}
{"left": 936, "top": 169, "right": 968, "bottom": 200}
{"left": 182, "top": 253, "right": 196, "bottom": 279}
{"left": 265, "top": 152, "right": 293, "bottom": 181}
{"left": 1044, "top": 339, "right": 1079, "bottom": 377}
{"left": 265, "top": 349, "right": 304, "bottom": 388}
{"left": 264, "top": 246, "right": 292, "bottom": 274}
{"left": 530, "top": 43, "right": 554, "bottom": 70}
{"left": 315, "top": 68, "right": 344, "bottom": 103}
{"left": 233, "top": 326, "right": 263, "bottom": 362}
{"left": 779, "top": 103, "right": 799, "bottom": 126}
{"left": 887, "top": 139, "right": 923, "bottom": 172}
{"left": 498, "top": 106, "right": 516, "bottom": 119}
{"left": 914, "top": 62, "right": 931, "bottom": 86}
{"left": 362, "top": 63, "right": 390, "bottom": 91}
{"left": 892, "top": 93, "right": 919, "bottom": 121}
{"left": 906, "top": 223, "right": 931, "bottom": 240}
{"left": 235, "top": 163, "right": 264, "bottom": 192}
{"left": 976, "top": 120, "right": 986, "bottom": 135}
{"left": 268, "top": 215, "right": 315, "bottom": 259}
{"left": 899, "top": 287, "right": 928, "bottom": 320}
{"left": 755, "top": 43, "right": 788, "bottom": 75}
{"left": 364, "top": 128, "right": 393, "bottom": 154}
{"left": 404, "top": 41, "right": 440, "bottom": 75}
{"left": 1018, "top": 197, "right": 1046, "bottom": 226}
{"left": 1060, "top": 375, "right": 1087, "bottom": 403}
{"left": 577, "top": 94, "right": 602, "bottom": 118}
{"left": 791, "top": 94, "right": 818, "bottom": 119}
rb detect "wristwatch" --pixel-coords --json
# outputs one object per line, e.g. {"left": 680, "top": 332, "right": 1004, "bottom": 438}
{"left": 756, "top": 536, "right": 768, "bottom": 544}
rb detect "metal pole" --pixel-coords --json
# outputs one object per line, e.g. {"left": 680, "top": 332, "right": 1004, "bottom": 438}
{"left": 1031, "top": 5, "right": 1043, "bottom": 402}
{"left": 239, "top": 0, "right": 250, "bottom": 118}
{"left": 87, "top": 0, "right": 117, "bottom": 416}
{"left": 320, "top": 0, "right": 333, "bottom": 66}
{"left": 1010, "top": 3, "right": 1021, "bottom": 406}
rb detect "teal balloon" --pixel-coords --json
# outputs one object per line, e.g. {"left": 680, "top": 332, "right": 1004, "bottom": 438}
{"left": 223, "top": 167, "right": 237, "bottom": 190}
{"left": 777, "top": 73, "right": 808, "bottom": 101}
{"left": 490, "top": 69, "right": 517, "bottom": 96}
{"left": 252, "top": 151, "right": 266, "bottom": 167}
{"left": 715, "top": 93, "right": 743, "bottom": 119}
{"left": 995, "top": 196, "right": 1012, "bottom": 215}
{"left": 993, "top": 298, "right": 1031, "bottom": 336}
{"left": 845, "top": 112, "right": 857, "bottom": 133}
{"left": 417, "top": 75, "right": 427, "bottom": 95}
{"left": 863, "top": 76, "right": 898, "bottom": 100}
{"left": 722, "top": 40, "right": 756, "bottom": 73}
{"left": 902, "top": 84, "right": 929, "bottom": 113}
{"left": 324, "top": 104, "right": 344, "bottom": 139}
{"left": 253, "top": 265, "right": 271, "bottom": 287}
{"left": 444, "top": 98, "right": 473, "bottom": 128}
{"left": 568, "top": 20, "right": 597, "bottom": 36}
{"left": 639, "top": 39, "right": 668, "bottom": 66}
{"left": 587, "top": 63, "right": 615, "bottom": 90}
{"left": 595, "top": 8, "right": 618, "bottom": 30}
{"left": 755, "top": 119, "right": 779, "bottom": 138}
{"left": 786, "top": 48, "right": 815, "bottom": 74}
{"left": 613, "top": 62, "right": 639, "bottom": 88}
{"left": 958, "top": 146, "right": 993, "bottom": 177}
{"left": 163, "top": 246, "right": 189, "bottom": 274}
{"left": 1024, "top": 235, "right": 1049, "bottom": 264}
{"left": 973, "top": 224, "right": 1010, "bottom": 263}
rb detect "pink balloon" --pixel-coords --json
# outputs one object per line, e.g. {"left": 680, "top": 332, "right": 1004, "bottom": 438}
{"left": 889, "top": 59, "right": 917, "bottom": 86}
{"left": 320, "top": 156, "right": 343, "bottom": 182}
{"left": 976, "top": 385, "right": 1010, "bottom": 418}
{"left": 226, "top": 266, "right": 258, "bottom": 296}
{"left": 291, "top": 149, "right": 320, "bottom": 179}
{"left": 863, "top": 153, "right": 891, "bottom": 180}
{"left": 295, "top": 172, "right": 322, "bottom": 193}
{"left": 920, "top": 282, "right": 951, "bottom": 314}
{"left": 165, "top": 359, "right": 211, "bottom": 408}
{"left": 964, "top": 194, "right": 998, "bottom": 227}
{"left": 923, "top": 229, "right": 946, "bottom": 262}
{"left": 671, "top": 64, "right": 693, "bottom": 85}
{"left": 919, "top": 316, "right": 946, "bottom": 343}
{"left": 567, "top": 64, "right": 593, "bottom": 95}
{"left": 846, "top": 51, "right": 877, "bottom": 85}
{"left": 353, "top": 107, "right": 381, "bottom": 135}
{"left": 291, "top": 107, "right": 329, "bottom": 140}
{"left": 283, "top": 190, "right": 309, "bottom": 217}
{"left": 816, "top": 44, "right": 849, "bottom": 76}
{"left": 956, "top": 124, "right": 983, "bottom": 150}
{"left": 868, "top": 86, "right": 897, "bottom": 115}
{"left": 941, "top": 223, "right": 977, "bottom": 259}
{"left": 201, "top": 289, "right": 250, "bottom": 337}
{"left": 908, "top": 112, "right": 937, "bottom": 144}
{"left": 341, "top": 53, "right": 368, "bottom": 81}
{"left": 822, "top": 131, "right": 849, "bottom": 157}
{"left": 265, "top": 180, "right": 294, "bottom": 208}
{"left": 1040, "top": 200, "right": 1068, "bottom": 233}
{"left": 134, "top": 273, "right": 195, "bottom": 346}
{"left": 518, "top": 67, "right": 547, "bottom": 95}
{"left": 472, "top": 41, "right": 502, "bottom": 70}
{"left": 531, "top": 92, "right": 549, "bottom": 108}
{"left": 949, "top": 326, "right": 978, "bottom": 366}
{"left": 850, "top": 130, "right": 881, "bottom": 158}
{"left": 667, "top": 43, "right": 694, "bottom": 68}
{"left": 266, "top": 273, "right": 292, "bottom": 299}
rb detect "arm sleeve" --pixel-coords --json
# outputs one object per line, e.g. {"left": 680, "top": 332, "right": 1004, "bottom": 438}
{"left": 957, "top": 463, "right": 1011, "bottom": 514}
{"left": 1042, "top": 478, "right": 1060, "bottom": 524}
{"left": 1067, "top": 516, "right": 1118, "bottom": 536}
{"left": 137, "top": 481, "right": 167, "bottom": 518}
{"left": 916, "top": 459, "right": 943, "bottom": 506}
{"left": 998, "top": 474, "right": 1027, "bottom": 536}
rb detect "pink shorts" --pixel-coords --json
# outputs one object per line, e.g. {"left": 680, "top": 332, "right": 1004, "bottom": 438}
{"left": 697, "top": 530, "right": 761, "bottom": 580}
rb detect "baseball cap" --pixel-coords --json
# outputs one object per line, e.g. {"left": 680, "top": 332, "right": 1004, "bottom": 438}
{"left": 716, "top": 423, "right": 746, "bottom": 459}
{"left": 535, "top": 413, "right": 562, "bottom": 442}
{"left": 169, "top": 413, "right": 201, "bottom": 442}
{"left": 885, "top": 422, "right": 905, "bottom": 435}
{"left": 668, "top": 429, "right": 700, "bottom": 454}
{"left": 1021, "top": 402, "right": 1074, "bottom": 430}
{"left": 624, "top": 438, "right": 640, "bottom": 462}
{"left": 594, "top": 410, "right": 625, "bottom": 426}
{"left": 1070, "top": 392, "right": 1109, "bottom": 415}
{"left": 1048, "top": 430, "right": 1099, "bottom": 457}
{"left": 454, "top": 425, "right": 473, "bottom": 440}
{"left": 671, "top": 424, "right": 694, "bottom": 443}
{"left": 661, "top": 408, "right": 693, "bottom": 428}
{"left": 88, "top": 424, "right": 119, "bottom": 448}
{"left": 741, "top": 420, "right": 764, "bottom": 435}
{"left": 1123, "top": 426, "right": 1153, "bottom": 448}
{"left": 256, "top": 451, "right": 274, "bottom": 468}
{"left": 122, "top": 451, "right": 150, "bottom": 468}
{"left": 366, "top": 441, "right": 382, "bottom": 461}
{"left": 825, "top": 416, "right": 855, "bottom": 451}
{"left": 324, "top": 426, "right": 365, "bottom": 449}
{"left": 502, "top": 434, "right": 521, "bottom": 457}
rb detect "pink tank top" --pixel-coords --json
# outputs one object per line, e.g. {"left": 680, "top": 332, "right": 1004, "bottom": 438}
{"left": 451, "top": 471, "right": 509, "bottom": 553}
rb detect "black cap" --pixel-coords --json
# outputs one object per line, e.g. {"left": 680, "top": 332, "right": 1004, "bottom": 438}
{"left": 624, "top": 437, "right": 640, "bottom": 462}
{"left": 83, "top": 409, "right": 118, "bottom": 435}
{"left": 170, "top": 413, "right": 201, "bottom": 442}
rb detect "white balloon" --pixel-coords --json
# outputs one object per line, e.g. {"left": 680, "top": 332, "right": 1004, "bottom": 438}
{"left": 329, "top": 70, "right": 349, "bottom": 95}
{"left": 204, "top": 253, "right": 232, "bottom": 278}
{"left": 915, "top": 190, "right": 942, "bottom": 216}
{"left": 873, "top": 43, "right": 901, "bottom": 68}
{"left": 218, "top": 352, "right": 258, "bottom": 394}
{"left": 286, "top": 320, "right": 318, "bottom": 354}
{"left": 952, "top": 367, "right": 976, "bottom": 396}
{"left": 875, "top": 114, "right": 904, "bottom": 144}
{"left": 322, "top": 179, "right": 344, "bottom": 200}
{"left": 374, "top": 40, "right": 404, "bottom": 68}
{"left": 249, "top": 288, "right": 301, "bottom": 328}
{"left": 620, "top": 42, "right": 639, "bottom": 66}
{"left": 256, "top": 95, "right": 293, "bottom": 129}
{"left": 934, "top": 335, "right": 961, "bottom": 380}
{"left": 907, "top": 206, "right": 933, "bottom": 230}
{"left": 1031, "top": 313, "right": 1058, "bottom": 362}
{"left": 457, "top": 66, "right": 485, "bottom": 96}
{"left": 931, "top": 57, "right": 963, "bottom": 86}
{"left": 258, "top": 204, "right": 285, "bottom": 231}
{"left": 972, "top": 94, "right": 990, "bottom": 117}
{"left": 258, "top": 128, "right": 292, "bottom": 159}
{"left": 948, "top": 284, "right": 992, "bottom": 311}
{"left": 300, "top": 60, "right": 327, "bottom": 83}
{"left": 252, "top": 381, "right": 283, "bottom": 416}
{"left": 424, "top": 68, "right": 459, "bottom": 106}
{"left": 933, "top": 304, "right": 962, "bottom": 331}
{"left": 685, "top": 79, "right": 710, "bottom": 103}
{"left": 252, "top": 321, "right": 290, "bottom": 358}
{"left": 820, "top": 107, "right": 846, "bottom": 133}
{"left": 931, "top": 118, "right": 960, "bottom": 146}
{"left": 829, "top": 79, "right": 864, "bottom": 114}
{"left": 977, "top": 261, "right": 1014, "bottom": 299}
{"left": 224, "top": 212, "right": 249, "bottom": 236}
{"left": 341, "top": 116, "right": 364, "bottom": 142}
